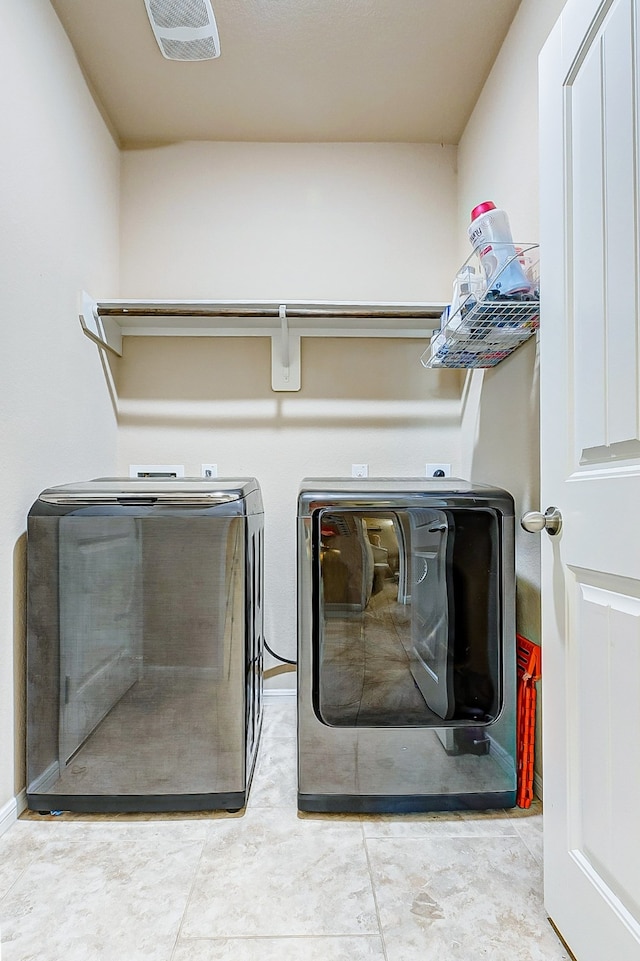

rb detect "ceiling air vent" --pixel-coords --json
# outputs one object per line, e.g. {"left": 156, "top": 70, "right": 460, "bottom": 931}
{"left": 143, "top": 0, "right": 221, "bottom": 60}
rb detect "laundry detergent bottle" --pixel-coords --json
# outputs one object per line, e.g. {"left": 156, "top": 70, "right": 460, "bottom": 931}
{"left": 467, "top": 201, "right": 532, "bottom": 296}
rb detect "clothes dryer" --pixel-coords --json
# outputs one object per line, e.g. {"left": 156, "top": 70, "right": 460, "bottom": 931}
{"left": 297, "top": 477, "right": 516, "bottom": 813}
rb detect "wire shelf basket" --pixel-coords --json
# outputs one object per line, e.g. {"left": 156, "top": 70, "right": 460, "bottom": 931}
{"left": 421, "top": 243, "right": 540, "bottom": 369}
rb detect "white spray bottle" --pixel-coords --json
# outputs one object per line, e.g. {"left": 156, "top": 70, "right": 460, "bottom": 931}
{"left": 467, "top": 202, "right": 532, "bottom": 296}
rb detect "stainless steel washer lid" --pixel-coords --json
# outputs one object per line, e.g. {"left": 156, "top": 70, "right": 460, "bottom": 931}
{"left": 297, "top": 477, "right": 514, "bottom": 515}
{"left": 35, "top": 477, "right": 263, "bottom": 512}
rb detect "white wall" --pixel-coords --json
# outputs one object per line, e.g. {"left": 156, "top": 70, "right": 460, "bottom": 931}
{"left": 118, "top": 142, "right": 462, "bottom": 683}
{"left": 458, "top": 0, "right": 569, "bottom": 256}
{"left": 0, "top": 0, "right": 120, "bottom": 826}
{"left": 120, "top": 142, "right": 458, "bottom": 302}
{"left": 456, "top": 0, "right": 568, "bottom": 789}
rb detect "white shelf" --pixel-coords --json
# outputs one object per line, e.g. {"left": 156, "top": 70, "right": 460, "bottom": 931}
{"left": 80, "top": 293, "right": 445, "bottom": 391}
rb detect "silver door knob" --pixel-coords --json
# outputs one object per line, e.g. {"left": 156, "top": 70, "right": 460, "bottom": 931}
{"left": 521, "top": 506, "right": 562, "bottom": 535}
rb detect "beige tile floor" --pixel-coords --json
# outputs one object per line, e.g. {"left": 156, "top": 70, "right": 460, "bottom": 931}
{"left": 0, "top": 694, "right": 571, "bottom": 961}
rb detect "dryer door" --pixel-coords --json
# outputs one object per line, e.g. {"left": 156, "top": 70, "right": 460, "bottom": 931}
{"left": 314, "top": 506, "right": 502, "bottom": 730}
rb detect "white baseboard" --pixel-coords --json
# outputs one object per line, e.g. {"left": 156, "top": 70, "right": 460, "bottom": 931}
{"left": 0, "top": 796, "right": 17, "bottom": 837}
{"left": 0, "top": 789, "right": 27, "bottom": 839}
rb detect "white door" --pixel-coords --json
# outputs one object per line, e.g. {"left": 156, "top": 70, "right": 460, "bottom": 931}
{"left": 540, "top": 0, "right": 640, "bottom": 957}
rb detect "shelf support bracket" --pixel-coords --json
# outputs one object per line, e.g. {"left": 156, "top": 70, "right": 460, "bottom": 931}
{"left": 271, "top": 304, "right": 301, "bottom": 391}
{"left": 79, "top": 291, "right": 122, "bottom": 356}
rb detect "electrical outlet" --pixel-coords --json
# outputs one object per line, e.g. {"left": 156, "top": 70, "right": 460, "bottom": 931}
{"left": 426, "top": 463, "right": 451, "bottom": 478}
{"left": 352, "top": 464, "right": 369, "bottom": 478}
{"left": 201, "top": 463, "right": 218, "bottom": 478}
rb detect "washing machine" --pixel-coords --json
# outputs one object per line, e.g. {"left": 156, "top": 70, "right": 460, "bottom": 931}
{"left": 26, "top": 477, "right": 264, "bottom": 814}
{"left": 297, "top": 477, "right": 516, "bottom": 813}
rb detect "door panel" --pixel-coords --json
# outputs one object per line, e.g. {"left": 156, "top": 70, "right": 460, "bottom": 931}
{"left": 540, "top": 0, "right": 640, "bottom": 955}
{"left": 571, "top": 26, "right": 607, "bottom": 456}
{"left": 570, "top": 0, "right": 640, "bottom": 463}
{"left": 602, "top": 3, "right": 639, "bottom": 445}
{"left": 570, "top": 573, "right": 640, "bottom": 921}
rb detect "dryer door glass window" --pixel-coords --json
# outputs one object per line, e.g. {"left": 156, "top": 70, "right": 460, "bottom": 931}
{"left": 314, "top": 507, "right": 502, "bottom": 728}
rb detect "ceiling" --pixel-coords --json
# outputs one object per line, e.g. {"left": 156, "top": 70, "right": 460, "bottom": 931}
{"left": 50, "top": 0, "right": 522, "bottom": 148}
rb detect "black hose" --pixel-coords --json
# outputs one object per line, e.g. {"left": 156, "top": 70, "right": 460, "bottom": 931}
{"left": 264, "top": 638, "right": 297, "bottom": 666}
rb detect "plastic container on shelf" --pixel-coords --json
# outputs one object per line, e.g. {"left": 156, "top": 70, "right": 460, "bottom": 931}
{"left": 449, "top": 264, "right": 483, "bottom": 324}
{"left": 468, "top": 201, "right": 534, "bottom": 296}
{"left": 421, "top": 242, "right": 540, "bottom": 370}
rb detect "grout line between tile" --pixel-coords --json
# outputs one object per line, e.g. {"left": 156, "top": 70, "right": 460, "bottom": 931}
{"left": 176, "top": 933, "right": 386, "bottom": 941}
{"left": 168, "top": 828, "right": 210, "bottom": 961}
{"left": 511, "top": 823, "right": 543, "bottom": 865}
{"left": 0, "top": 859, "right": 37, "bottom": 908}
{"left": 361, "top": 821, "right": 521, "bottom": 839}
{"left": 362, "top": 826, "right": 390, "bottom": 961}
